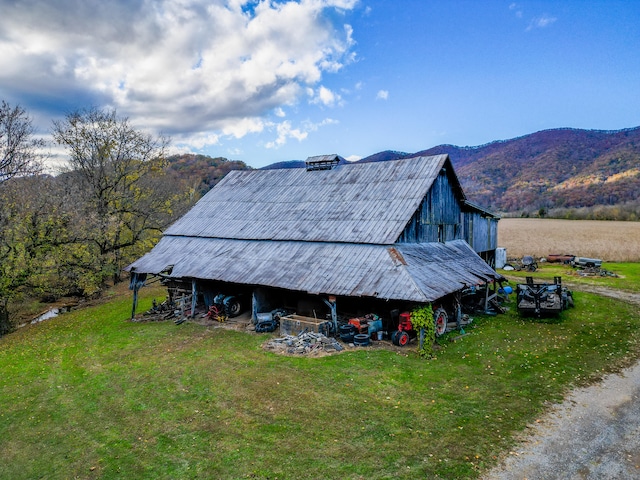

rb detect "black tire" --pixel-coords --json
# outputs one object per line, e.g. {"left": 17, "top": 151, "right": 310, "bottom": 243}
{"left": 433, "top": 307, "right": 448, "bottom": 337}
{"left": 339, "top": 324, "right": 356, "bottom": 343}
{"left": 340, "top": 333, "right": 355, "bottom": 343}
{"left": 224, "top": 296, "right": 242, "bottom": 318}
{"left": 353, "top": 333, "right": 370, "bottom": 346}
{"left": 339, "top": 324, "right": 356, "bottom": 335}
{"left": 256, "top": 320, "right": 277, "bottom": 333}
{"left": 391, "top": 330, "right": 400, "bottom": 345}
{"left": 397, "top": 331, "right": 410, "bottom": 346}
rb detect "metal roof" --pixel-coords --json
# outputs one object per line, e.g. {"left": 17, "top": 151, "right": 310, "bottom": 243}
{"left": 128, "top": 238, "right": 499, "bottom": 302}
{"left": 164, "top": 155, "right": 450, "bottom": 245}
{"left": 305, "top": 154, "right": 341, "bottom": 163}
{"left": 463, "top": 200, "right": 501, "bottom": 218}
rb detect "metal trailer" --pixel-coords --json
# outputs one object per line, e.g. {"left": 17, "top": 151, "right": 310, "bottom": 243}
{"left": 516, "top": 276, "right": 574, "bottom": 317}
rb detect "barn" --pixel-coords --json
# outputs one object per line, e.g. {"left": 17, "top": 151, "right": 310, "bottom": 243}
{"left": 127, "top": 154, "right": 502, "bottom": 334}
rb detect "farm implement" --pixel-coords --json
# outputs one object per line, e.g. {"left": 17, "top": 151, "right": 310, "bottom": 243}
{"left": 516, "top": 276, "right": 574, "bottom": 317}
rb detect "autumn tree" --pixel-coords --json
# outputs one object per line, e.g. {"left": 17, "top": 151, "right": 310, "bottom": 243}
{"left": 52, "top": 107, "right": 190, "bottom": 286}
{"left": 0, "top": 101, "right": 46, "bottom": 333}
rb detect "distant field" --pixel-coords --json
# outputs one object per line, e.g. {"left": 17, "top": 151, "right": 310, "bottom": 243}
{"left": 498, "top": 218, "right": 640, "bottom": 262}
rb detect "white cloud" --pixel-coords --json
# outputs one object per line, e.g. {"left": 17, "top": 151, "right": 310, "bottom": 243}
{"left": 175, "top": 132, "right": 221, "bottom": 150}
{"left": 265, "top": 121, "right": 308, "bottom": 149}
{"left": 265, "top": 117, "right": 338, "bottom": 149}
{"left": 311, "top": 85, "right": 342, "bottom": 106}
{"left": 222, "top": 117, "right": 265, "bottom": 139}
{"left": 376, "top": 90, "right": 389, "bottom": 100}
{"left": 526, "top": 15, "right": 557, "bottom": 31}
{"left": 0, "top": 0, "right": 357, "bottom": 149}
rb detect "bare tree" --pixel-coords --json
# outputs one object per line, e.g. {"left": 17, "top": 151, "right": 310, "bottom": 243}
{"left": 0, "top": 101, "right": 43, "bottom": 185}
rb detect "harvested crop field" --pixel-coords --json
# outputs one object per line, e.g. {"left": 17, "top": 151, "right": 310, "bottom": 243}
{"left": 498, "top": 218, "right": 640, "bottom": 262}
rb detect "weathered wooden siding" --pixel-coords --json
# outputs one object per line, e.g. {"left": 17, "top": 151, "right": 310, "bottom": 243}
{"left": 396, "top": 169, "right": 463, "bottom": 243}
{"left": 463, "top": 212, "right": 498, "bottom": 253}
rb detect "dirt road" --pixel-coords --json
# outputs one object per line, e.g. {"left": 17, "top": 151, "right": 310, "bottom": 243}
{"left": 482, "top": 285, "right": 640, "bottom": 480}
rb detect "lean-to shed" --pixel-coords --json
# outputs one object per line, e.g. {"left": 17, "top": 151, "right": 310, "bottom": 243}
{"left": 127, "top": 154, "right": 501, "bottom": 317}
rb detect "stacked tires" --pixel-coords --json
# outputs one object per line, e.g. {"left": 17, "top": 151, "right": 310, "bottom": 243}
{"left": 339, "top": 324, "right": 356, "bottom": 343}
{"left": 353, "top": 333, "right": 370, "bottom": 346}
{"left": 339, "top": 324, "right": 370, "bottom": 346}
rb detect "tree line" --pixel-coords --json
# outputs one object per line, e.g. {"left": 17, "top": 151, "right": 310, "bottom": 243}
{"left": 502, "top": 201, "right": 640, "bottom": 221}
{"left": 0, "top": 102, "right": 196, "bottom": 334}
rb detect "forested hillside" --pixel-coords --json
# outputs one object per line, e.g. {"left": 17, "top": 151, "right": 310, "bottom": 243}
{"left": 168, "top": 127, "right": 640, "bottom": 219}
{"left": 359, "top": 127, "right": 640, "bottom": 217}
{"left": 165, "top": 154, "right": 251, "bottom": 196}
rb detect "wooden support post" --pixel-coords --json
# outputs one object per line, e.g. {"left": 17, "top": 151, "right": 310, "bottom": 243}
{"left": 131, "top": 284, "right": 139, "bottom": 321}
{"left": 484, "top": 282, "right": 490, "bottom": 313}
{"left": 322, "top": 296, "right": 338, "bottom": 333}
{"left": 191, "top": 279, "right": 197, "bottom": 318}
{"left": 455, "top": 291, "right": 462, "bottom": 328}
{"left": 129, "top": 272, "right": 146, "bottom": 321}
{"left": 251, "top": 291, "right": 257, "bottom": 323}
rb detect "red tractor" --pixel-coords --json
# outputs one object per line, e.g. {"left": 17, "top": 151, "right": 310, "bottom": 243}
{"left": 391, "top": 308, "right": 449, "bottom": 346}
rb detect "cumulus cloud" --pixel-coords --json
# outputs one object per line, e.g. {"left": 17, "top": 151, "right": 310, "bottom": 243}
{"left": 376, "top": 90, "right": 389, "bottom": 100}
{"left": 265, "top": 120, "right": 308, "bottom": 148}
{"left": 0, "top": 0, "right": 357, "bottom": 149}
{"left": 265, "top": 117, "right": 337, "bottom": 149}
{"left": 311, "top": 85, "right": 342, "bottom": 106}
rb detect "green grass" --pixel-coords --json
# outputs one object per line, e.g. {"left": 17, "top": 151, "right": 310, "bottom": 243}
{"left": 2, "top": 282, "right": 640, "bottom": 479}
{"left": 503, "top": 261, "right": 640, "bottom": 293}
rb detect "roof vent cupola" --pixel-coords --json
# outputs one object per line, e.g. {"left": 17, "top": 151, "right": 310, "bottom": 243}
{"left": 305, "top": 154, "right": 341, "bottom": 171}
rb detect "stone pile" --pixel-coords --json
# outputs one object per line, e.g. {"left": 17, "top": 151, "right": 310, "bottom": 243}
{"left": 264, "top": 331, "right": 344, "bottom": 355}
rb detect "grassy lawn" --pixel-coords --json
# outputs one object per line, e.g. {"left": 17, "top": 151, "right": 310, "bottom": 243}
{"left": 2, "top": 278, "right": 640, "bottom": 479}
{"left": 502, "top": 261, "right": 640, "bottom": 293}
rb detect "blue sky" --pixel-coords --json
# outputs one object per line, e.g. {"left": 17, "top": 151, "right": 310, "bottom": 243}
{"left": 1, "top": 1, "right": 639, "bottom": 169}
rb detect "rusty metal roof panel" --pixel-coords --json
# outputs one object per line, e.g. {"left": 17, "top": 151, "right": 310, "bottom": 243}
{"left": 164, "top": 155, "right": 449, "bottom": 244}
{"left": 128, "top": 237, "right": 499, "bottom": 302}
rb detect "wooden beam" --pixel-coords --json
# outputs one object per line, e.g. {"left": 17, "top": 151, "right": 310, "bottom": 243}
{"left": 191, "top": 279, "right": 197, "bottom": 318}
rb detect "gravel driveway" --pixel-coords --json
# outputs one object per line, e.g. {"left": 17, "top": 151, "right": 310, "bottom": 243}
{"left": 482, "top": 285, "right": 640, "bottom": 480}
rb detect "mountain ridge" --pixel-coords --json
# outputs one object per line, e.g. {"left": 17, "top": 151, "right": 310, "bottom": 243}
{"left": 356, "top": 126, "right": 640, "bottom": 213}
{"left": 167, "top": 126, "right": 640, "bottom": 215}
